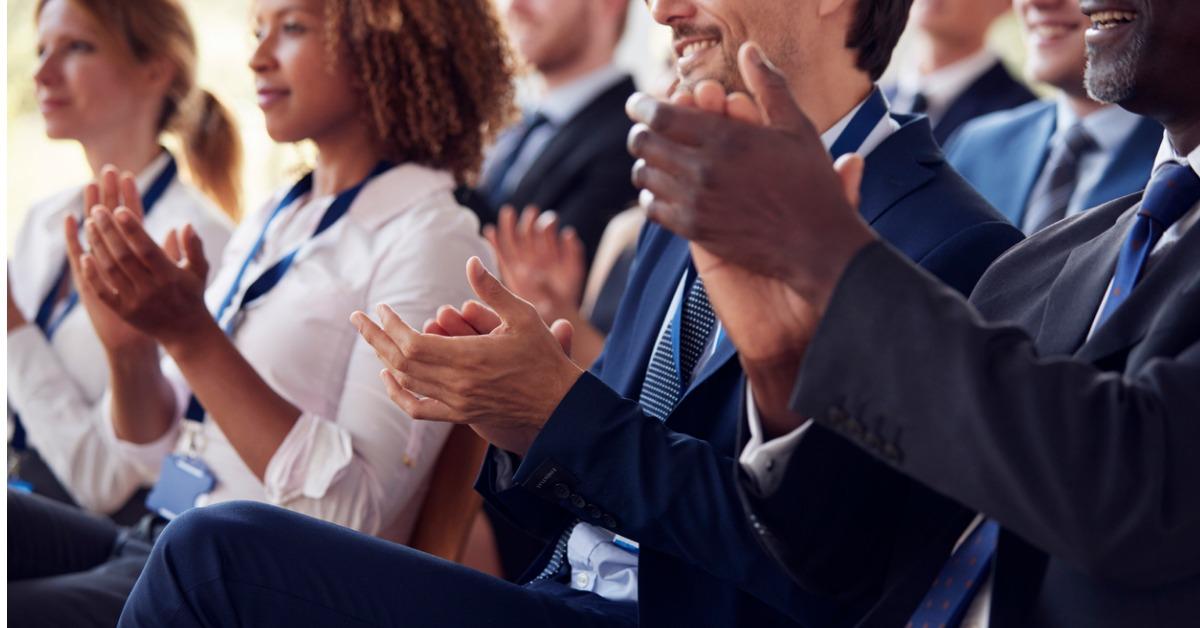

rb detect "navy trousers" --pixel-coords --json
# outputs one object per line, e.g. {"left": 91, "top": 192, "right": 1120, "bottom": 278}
{"left": 118, "top": 501, "right": 638, "bottom": 627}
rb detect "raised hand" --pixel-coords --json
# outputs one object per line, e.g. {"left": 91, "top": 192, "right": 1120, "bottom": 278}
{"left": 352, "top": 257, "right": 583, "bottom": 455}
{"left": 484, "top": 204, "right": 586, "bottom": 325}
{"left": 627, "top": 42, "right": 877, "bottom": 311}
{"left": 75, "top": 167, "right": 211, "bottom": 349}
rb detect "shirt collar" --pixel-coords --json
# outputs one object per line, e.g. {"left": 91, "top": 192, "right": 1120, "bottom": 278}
{"left": 897, "top": 47, "right": 998, "bottom": 111}
{"left": 819, "top": 88, "right": 898, "bottom": 158}
{"left": 537, "top": 64, "right": 627, "bottom": 126}
{"left": 1053, "top": 99, "right": 1143, "bottom": 153}
{"left": 1152, "top": 133, "right": 1200, "bottom": 177}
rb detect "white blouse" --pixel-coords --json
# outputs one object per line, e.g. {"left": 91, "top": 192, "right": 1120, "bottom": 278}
{"left": 100, "top": 163, "right": 493, "bottom": 540}
{"left": 7, "top": 152, "right": 234, "bottom": 514}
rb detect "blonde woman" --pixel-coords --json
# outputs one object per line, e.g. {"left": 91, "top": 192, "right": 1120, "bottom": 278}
{"left": 7, "top": 0, "right": 240, "bottom": 513}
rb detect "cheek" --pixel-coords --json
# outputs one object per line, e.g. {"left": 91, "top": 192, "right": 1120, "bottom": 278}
{"left": 62, "top": 59, "right": 142, "bottom": 118}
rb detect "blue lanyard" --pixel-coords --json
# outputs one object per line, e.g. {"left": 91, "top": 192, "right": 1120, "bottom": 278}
{"left": 33, "top": 154, "right": 179, "bottom": 340}
{"left": 828, "top": 87, "right": 889, "bottom": 160}
{"left": 183, "top": 161, "right": 392, "bottom": 423}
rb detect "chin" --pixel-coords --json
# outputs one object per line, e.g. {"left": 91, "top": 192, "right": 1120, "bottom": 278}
{"left": 41, "top": 120, "right": 76, "bottom": 141}
{"left": 263, "top": 120, "right": 306, "bottom": 144}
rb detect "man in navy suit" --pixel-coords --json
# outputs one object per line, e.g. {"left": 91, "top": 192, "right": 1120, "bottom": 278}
{"left": 633, "top": 0, "right": 1200, "bottom": 624}
{"left": 116, "top": 1, "right": 1021, "bottom": 627}
{"left": 887, "top": 0, "right": 1037, "bottom": 144}
{"left": 946, "top": 0, "right": 1161, "bottom": 234}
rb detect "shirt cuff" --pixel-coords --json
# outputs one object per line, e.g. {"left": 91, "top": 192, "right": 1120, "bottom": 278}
{"left": 738, "top": 386, "right": 812, "bottom": 495}
{"left": 263, "top": 412, "right": 353, "bottom": 504}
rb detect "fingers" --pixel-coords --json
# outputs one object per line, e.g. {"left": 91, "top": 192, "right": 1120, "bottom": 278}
{"left": 833, "top": 154, "right": 866, "bottom": 210}
{"left": 423, "top": 319, "right": 451, "bottom": 336}
{"left": 83, "top": 183, "right": 99, "bottom": 217}
{"left": 737, "top": 42, "right": 815, "bottom": 135}
{"left": 79, "top": 255, "right": 120, "bottom": 309}
{"left": 549, "top": 318, "right": 574, "bottom": 357}
{"left": 627, "top": 123, "right": 698, "bottom": 174}
{"left": 85, "top": 211, "right": 142, "bottom": 295}
{"left": 111, "top": 207, "right": 177, "bottom": 275}
{"left": 465, "top": 257, "right": 536, "bottom": 325}
{"left": 100, "top": 166, "right": 120, "bottom": 211}
{"left": 726, "top": 92, "right": 764, "bottom": 125}
{"left": 434, "top": 305, "right": 481, "bottom": 338}
{"left": 626, "top": 92, "right": 717, "bottom": 148}
{"left": 632, "top": 159, "right": 692, "bottom": 208}
{"left": 119, "top": 172, "right": 145, "bottom": 220}
{"left": 163, "top": 229, "right": 183, "bottom": 264}
{"left": 180, "top": 224, "right": 209, "bottom": 281}
{"left": 461, "top": 300, "right": 503, "bottom": 334}
{"left": 693, "top": 80, "right": 728, "bottom": 114}
{"left": 352, "top": 310, "right": 405, "bottom": 368}
{"left": 379, "top": 370, "right": 460, "bottom": 423}
{"left": 639, "top": 189, "right": 688, "bottom": 232}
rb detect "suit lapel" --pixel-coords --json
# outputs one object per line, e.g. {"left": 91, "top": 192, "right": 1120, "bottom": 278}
{"left": 1035, "top": 202, "right": 1135, "bottom": 354}
{"left": 611, "top": 233, "right": 692, "bottom": 398}
{"left": 1008, "top": 106, "right": 1058, "bottom": 226}
{"left": 858, "top": 116, "right": 939, "bottom": 224}
{"left": 1083, "top": 117, "right": 1162, "bottom": 210}
{"left": 1077, "top": 213, "right": 1200, "bottom": 362}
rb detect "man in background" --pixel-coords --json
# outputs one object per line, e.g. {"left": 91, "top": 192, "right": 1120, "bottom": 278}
{"left": 946, "top": 0, "right": 1160, "bottom": 234}
{"left": 887, "top": 0, "right": 1036, "bottom": 143}
{"left": 460, "top": 0, "right": 637, "bottom": 269}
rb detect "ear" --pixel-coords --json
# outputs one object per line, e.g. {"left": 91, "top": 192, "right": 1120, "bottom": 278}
{"left": 142, "top": 57, "right": 175, "bottom": 94}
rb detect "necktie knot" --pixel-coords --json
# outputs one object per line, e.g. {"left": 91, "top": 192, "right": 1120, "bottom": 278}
{"left": 1061, "top": 122, "right": 1098, "bottom": 159}
{"left": 1137, "top": 162, "right": 1200, "bottom": 228}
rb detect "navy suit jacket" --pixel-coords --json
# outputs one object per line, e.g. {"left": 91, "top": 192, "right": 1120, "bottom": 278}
{"left": 888, "top": 61, "right": 1037, "bottom": 145}
{"left": 945, "top": 99, "right": 1162, "bottom": 228}
{"left": 476, "top": 115, "right": 1024, "bottom": 627}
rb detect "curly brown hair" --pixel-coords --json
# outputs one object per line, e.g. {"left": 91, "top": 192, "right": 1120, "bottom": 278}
{"left": 324, "top": 0, "right": 517, "bottom": 184}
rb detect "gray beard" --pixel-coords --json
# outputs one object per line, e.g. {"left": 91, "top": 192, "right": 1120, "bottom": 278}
{"left": 1084, "top": 27, "right": 1146, "bottom": 104}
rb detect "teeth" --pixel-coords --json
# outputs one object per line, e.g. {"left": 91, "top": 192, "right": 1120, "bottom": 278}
{"left": 682, "top": 40, "right": 718, "bottom": 57}
{"left": 1032, "top": 24, "right": 1074, "bottom": 38}
{"left": 1090, "top": 10, "right": 1138, "bottom": 30}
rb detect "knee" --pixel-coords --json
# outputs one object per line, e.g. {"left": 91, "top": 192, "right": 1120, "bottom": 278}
{"left": 155, "top": 502, "right": 281, "bottom": 568}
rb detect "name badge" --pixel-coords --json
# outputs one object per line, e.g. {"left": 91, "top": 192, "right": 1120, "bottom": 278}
{"left": 145, "top": 454, "right": 216, "bottom": 520}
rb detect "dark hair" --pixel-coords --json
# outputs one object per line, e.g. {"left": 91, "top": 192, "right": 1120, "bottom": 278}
{"left": 324, "top": 0, "right": 517, "bottom": 184}
{"left": 846, "top": 0, "right": 915, "bottom": 81}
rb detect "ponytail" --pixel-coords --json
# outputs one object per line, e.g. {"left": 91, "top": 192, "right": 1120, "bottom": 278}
{"left": 172, "top": 90, "right": 243, "bottom": 221}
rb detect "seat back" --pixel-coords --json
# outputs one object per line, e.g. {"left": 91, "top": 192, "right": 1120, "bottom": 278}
{"left": 408, "top": 425, "right": 488, "bottom": 562}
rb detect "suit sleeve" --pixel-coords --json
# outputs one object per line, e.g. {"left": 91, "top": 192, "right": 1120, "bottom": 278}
{"left": 791, "top": 240, "right": 1200, "bottom": 588}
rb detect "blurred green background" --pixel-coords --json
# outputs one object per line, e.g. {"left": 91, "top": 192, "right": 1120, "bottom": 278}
{"left": 5, "top": 1, "right": 1028, "bottom": 249}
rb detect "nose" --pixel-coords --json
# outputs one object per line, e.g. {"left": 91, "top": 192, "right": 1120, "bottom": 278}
{"left": 646, "top": 0, "right": 697, "bottom": 27}
{"left": 34, "top": 49, "right": 62, "bottom": 87}
{"left": 248, "top": 31, "right": 277, "bottom": 75}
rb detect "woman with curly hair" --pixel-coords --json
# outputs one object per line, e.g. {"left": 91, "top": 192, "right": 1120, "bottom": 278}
{"left": 8, "top": 0, "right": 515, "bottom": 624}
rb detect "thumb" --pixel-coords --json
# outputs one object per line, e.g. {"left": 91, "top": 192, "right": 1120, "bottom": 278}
{"left": 549, "top": 318, "right": 574, "bottom": 357}
{"left": 833, "top": 154, "right": 865, "bottom": 210}
{"left": 180, "top": 224, "right": 209, "bottom": 281}
{"left": 466, "top": 256, "right": 535, "bottom": 325}
{"left": 737, "top": 42, "right": 812, "bottom": 133}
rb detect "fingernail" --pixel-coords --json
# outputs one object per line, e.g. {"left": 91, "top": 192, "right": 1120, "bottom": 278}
{"left": 626, "top": 93, "right": 654, "bottom": 121}
{"left": 639, "top": 189, "right": 655, "bottom": 209}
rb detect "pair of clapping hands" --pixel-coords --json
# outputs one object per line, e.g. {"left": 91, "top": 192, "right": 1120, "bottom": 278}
{"left": 353, "top": 42, "right": 880, "bottom": 451}
{"left": 62, "top": 167, "right": 211, "bottom": 356}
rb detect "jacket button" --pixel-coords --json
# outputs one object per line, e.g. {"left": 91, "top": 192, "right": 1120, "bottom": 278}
{"left": 846, "top": 419, "right": 865, "bottom": 438}
{"left": 587, "top": 505, "right": 603, "bottom": 520}
{"left": 553, "top": 483, "right": 570, "bottom": 500}
{"left": 570, "top": 494, "right": 586, "bottom": 509}
{"left": 883, "top": 442, "right": 902, "bottom": 463}
{"left": 864, "top": 432, "right": 882, "bottom": 451}
{"left": 603, "top": 515, "right": 617, "bottom": 528}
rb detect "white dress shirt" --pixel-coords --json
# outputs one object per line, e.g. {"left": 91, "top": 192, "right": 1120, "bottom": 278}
{"left": 1022, "top": 100, "right": 1147, "bottom": 231}
{"left": 7, "top": 152, "right": 233, "bottom": 514}
{"left": 481, "top": 64, "right": 629, "bottom": 198}
{"left": 558, "top": 91, "right": 902, "bottom": 602}
{"left": 891, "top": 48, "right": 999, "bottom": 125}
{"left": 740, "top": 134, "right": 1200, "bottom": 627}
{"left": 89, "top": 163, "right": 492, "bottom": 539}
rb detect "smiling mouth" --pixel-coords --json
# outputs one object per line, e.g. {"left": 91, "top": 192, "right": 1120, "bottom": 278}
{"left": 1089, "top": 9, "right": 1138, "bottom": 30}
{"left": 680, "top": 39, "right": 719, "bottom": 58}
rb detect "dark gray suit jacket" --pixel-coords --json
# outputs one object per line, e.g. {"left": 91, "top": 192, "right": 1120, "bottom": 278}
{"left": 751, "top": 192, "right": 1200, "bottom": 626}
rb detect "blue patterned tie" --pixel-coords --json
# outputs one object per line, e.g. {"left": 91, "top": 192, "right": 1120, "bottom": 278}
{"left": 908, "top": 519, "right": 1000, "bottom": 628}
{"left": 482, "top": 112, "right": 550, "bottom": 209}
{"left": 1096, "top": 162, "right": 1200, "bottom": 325}
{"left": 638, "top": 275, "right": 716, "bottom": 421}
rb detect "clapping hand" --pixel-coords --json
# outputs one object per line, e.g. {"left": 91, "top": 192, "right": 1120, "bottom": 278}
{"left": 484, "top": 204, "right": 586, "bottom": 326}
{"left": 72, "top": 165, "right": 211, "bottom": 351}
